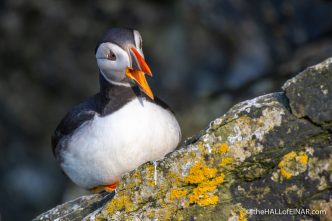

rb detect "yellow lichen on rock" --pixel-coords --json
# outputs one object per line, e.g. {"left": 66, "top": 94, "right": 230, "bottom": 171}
{"left": 296, "top": 151, "right": 309, "bottom": 165}
{"left": 220, "top": 157, "right": 233, "bottom": 167}
{"left": 198, "top": 142, "right": 205, "bottom": 153}
{"left": 237, "top": 208, "right": 248, "bottom": 221}
{"left": 145, "top": 164, "right": 157, "bottom": 187}
{"left": 104, "top": 195, "right": 134, "bottom": 214}
{"left": 189, "top": 184, "right": 219, "bottom": 206}
{"left": 278, "top": 151, "right": 297, "bottom": 168}
{"left": 278, "top": 151, "right": 296, "bottom": 179}
{"left": 213, "top": 143, "right": 229, "bottom": 154}
{"left": 170, "top": 188, "right": 188, "bottom": 200}
{"left": 230, "top": 206, "right": 249, "bottom": 221}
{"left": 183, "top": 161, "right": 225, "bottom": 206}
{"left": 183, "top": 161, "right": 217, "bottom": 184}
{"left": 167, "top": 171, "right": 182, "bottom": 186}
{"left": 280, "top": 168, "right": 293, "bottom": 179}
{"left": 278, "top": 150, "right": 309, "bottom": 180}
{"left": 191, "top": 195, "right": 219, "bottom": 206}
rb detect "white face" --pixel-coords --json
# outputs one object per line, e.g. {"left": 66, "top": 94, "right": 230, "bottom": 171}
{"left": 96, "top": 43, "right": 130, "bottom": 83}
{"left": 95, "top": 30, "right": 144, "bottom": 84}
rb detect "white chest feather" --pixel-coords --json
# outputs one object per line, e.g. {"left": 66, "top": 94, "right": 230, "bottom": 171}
{"left": 61, "top": 98, "right": 181, "bottom": 189}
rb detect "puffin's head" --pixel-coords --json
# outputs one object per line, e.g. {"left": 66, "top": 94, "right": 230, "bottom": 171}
{"left": 95, "top": 28, "right": 154, "bottom": 99}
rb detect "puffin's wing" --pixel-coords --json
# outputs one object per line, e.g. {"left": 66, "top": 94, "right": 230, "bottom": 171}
{"left": 52, "top": 97, "right": 99, "bottom": 159}
{"left": 153, "top": 96, "right": 174, "bottom": 113}
{"left": 145, "top": 95, "right": 175, "bottom": 114}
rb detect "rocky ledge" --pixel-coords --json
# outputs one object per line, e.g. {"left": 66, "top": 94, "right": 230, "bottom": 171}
{"left": 34, "top": 58, "right": 332, "bottom": 221}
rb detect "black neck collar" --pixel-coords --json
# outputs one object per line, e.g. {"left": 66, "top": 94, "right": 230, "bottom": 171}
{"left": 98, "top": 73, "right": 142, "bottom": 115}
{"left": 99, "top": 73, "right": 139, "bottom": 96}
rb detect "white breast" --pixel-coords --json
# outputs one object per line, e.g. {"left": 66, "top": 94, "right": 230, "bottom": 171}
{"left": 61, "top": 97, "right": 181, "bottom": 189}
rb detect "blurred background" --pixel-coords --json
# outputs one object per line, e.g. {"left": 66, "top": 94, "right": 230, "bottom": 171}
{"left": 1, "top": 0, "right": 332, "bottom": 220}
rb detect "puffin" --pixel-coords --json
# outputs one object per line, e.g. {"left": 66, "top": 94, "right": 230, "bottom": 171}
{"left": 52, "top": 28, "right": 181, "bottom": 192}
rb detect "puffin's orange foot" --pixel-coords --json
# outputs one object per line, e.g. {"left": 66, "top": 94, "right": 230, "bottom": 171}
{"left": 90, "top": 182, "right": 119, "bottom": 193}
{"left": 104, "top": 182, "right": 118, "bottom": 192}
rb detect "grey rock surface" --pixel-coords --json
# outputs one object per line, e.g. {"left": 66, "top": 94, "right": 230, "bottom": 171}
{"left": 283, "top": 59, "right": 332, "bottom": 129}
{"left": 33, "top": 192, "right": 114, "bottom": 221}
{"left": 34, "top": 58, "right": 332, "bottom": 221}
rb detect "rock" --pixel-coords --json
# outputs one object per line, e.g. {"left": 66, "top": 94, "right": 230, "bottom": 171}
{"left": 33, "top": 192, "right": 114, "bottom": 221}
{"left": 34, "top": 58, "right": 332, "bottom": 220}
{"left": 282, "top": 58, "right": 332, "bottom": 129}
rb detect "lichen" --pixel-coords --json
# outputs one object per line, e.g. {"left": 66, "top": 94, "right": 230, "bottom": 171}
{"left": 240, "top": 186, "right": 271, "bottom": 201}
{"left": 237, "top": 208, "right": 248, "bottom": 221}
{"left": 284, "top": 185, "right": 304, "bottom": 199}
{"left": 213, "top": 143, "right": 229, "bottom": 154}
{"left": 220, "top": 157, "right": 233, "bottom": 167}
{"left": 277, "top": 151, "right": 309, "bottom": 180}
{"left": 296, "top": 151, "right": 309, "bottom": 165}
{"left": 280, "top": 167, "right": 293, "bottom": 179}
{"left": 308, "top": 154, "right": 332, "bottom": 190}
{"left": 183, "top": 161, "right": 217, "bottom": 184}
{"left": 170, "top": 188, "right": 188, "bottom": 200}
{"left": 229, "top": 205, "right": 249, "bottom": 221}
{"left": 180, "top": 161, "right": 226, "bottom": 206}
{"left": 145, "top": 164, "right": 157, "bottom": 187}
{"left": 279, "top": 151, "right": 297, "bottom": 165}
{"left": 216, "top": 106, "right": 284, "bottom": 163}
{"left": 104, "top": 195, "right": 134, "bottom": 214}
{"left": 198, "top": 142, "right": 205, "bottom": 153}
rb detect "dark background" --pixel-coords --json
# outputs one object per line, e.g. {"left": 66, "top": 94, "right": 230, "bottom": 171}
{"left": 1, "top": 0, "right": 332, "bottom": 220}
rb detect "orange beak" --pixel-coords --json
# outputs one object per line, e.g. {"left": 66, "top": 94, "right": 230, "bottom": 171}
{"left": 126, "top": 47, "right": 154, "bottom": 100}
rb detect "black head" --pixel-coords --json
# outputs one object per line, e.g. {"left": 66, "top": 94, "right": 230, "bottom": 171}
{"left": 95, "top": 28, "right": 138, "bottom": 54}
{"left": 95, "top": 27, "right": 154, "bottom": 99}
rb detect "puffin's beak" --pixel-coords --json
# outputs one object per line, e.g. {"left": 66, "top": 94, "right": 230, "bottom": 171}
{"left": 126, "top": 47, "right": 154, "bottom": 100}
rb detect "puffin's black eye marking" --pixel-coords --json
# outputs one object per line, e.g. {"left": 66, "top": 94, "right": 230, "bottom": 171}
{"left": 107, "top": 50, "right": 116, "bottom": 61}
{"left": 139, "top": 38, "right": 143, "bottom": 49}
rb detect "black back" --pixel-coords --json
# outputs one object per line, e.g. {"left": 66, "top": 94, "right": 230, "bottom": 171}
{"left": 52, "top": 96, "right": 98, "bottom": 158}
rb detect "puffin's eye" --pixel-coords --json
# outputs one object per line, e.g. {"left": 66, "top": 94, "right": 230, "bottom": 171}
{"left": 107, "top": 50, "right": 116, "bottom": 61}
